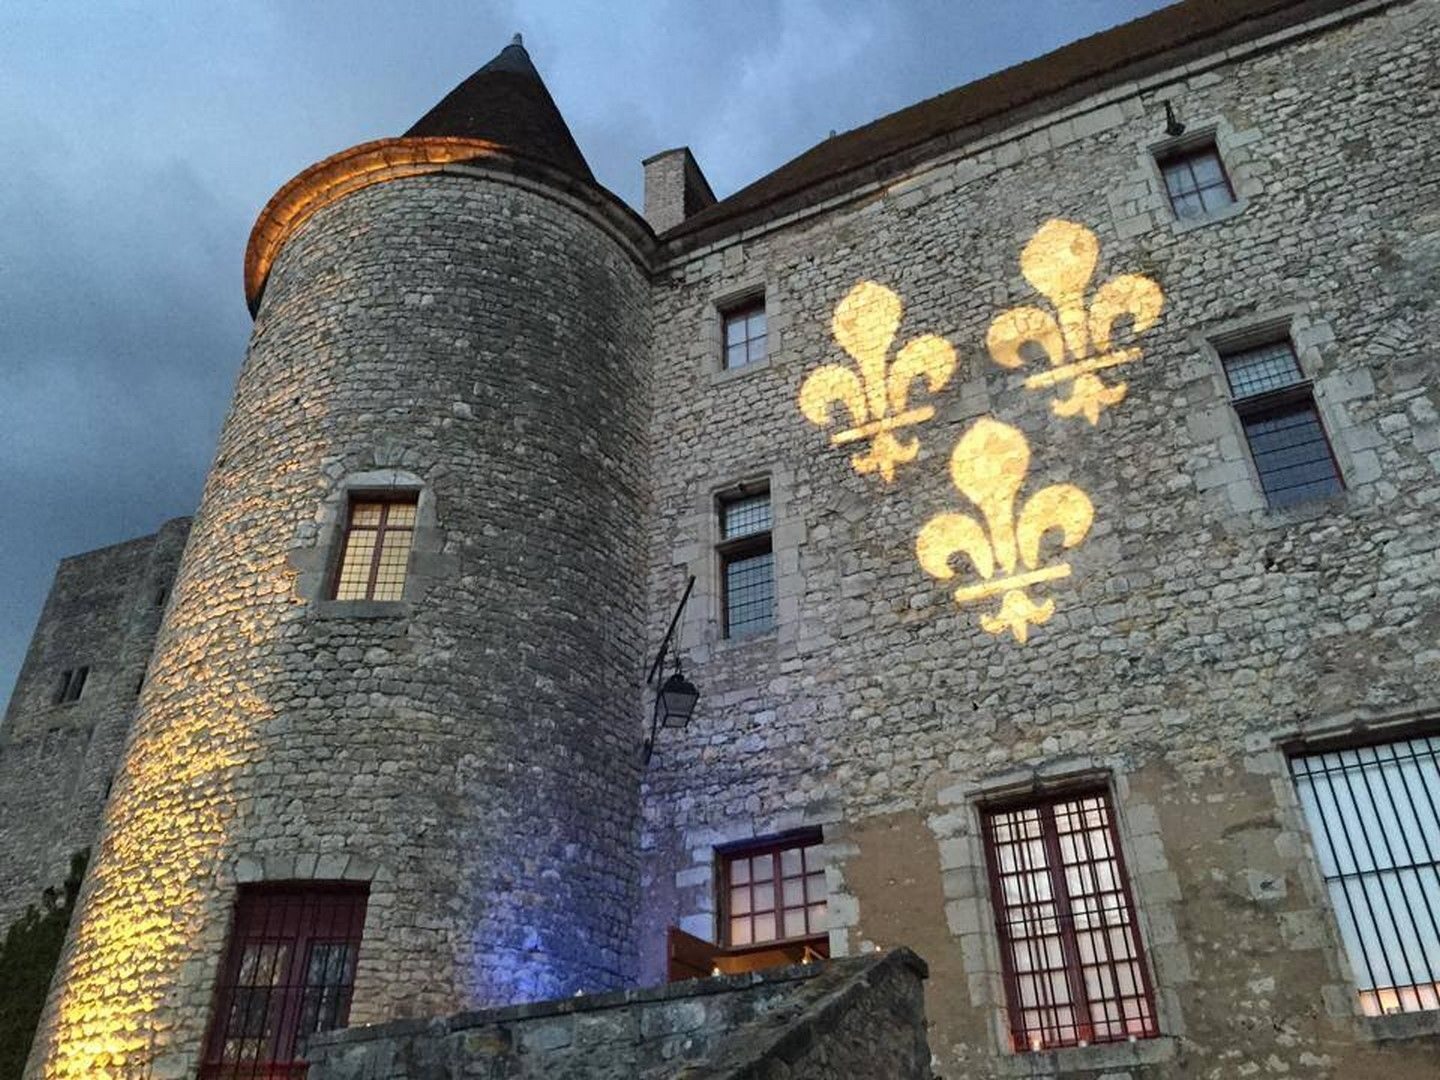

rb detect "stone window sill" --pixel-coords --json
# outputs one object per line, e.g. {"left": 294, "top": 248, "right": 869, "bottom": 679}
{"left": 994, "top": 1035, "right": 1177, "bottom": 1077}
{"left": 1357, "top": 1009, "right": 1440, "bottom": 1043}
{"left": 711, "top": 356, "right": 772, "bottom": 385}
{"left": 309, "top": 599, "right": 412, "bottom": 620}
{"left": 1170, "top": 199, "right": 1248, "bottom": 234}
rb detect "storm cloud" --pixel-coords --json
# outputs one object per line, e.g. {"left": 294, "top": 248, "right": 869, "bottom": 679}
{"left": 0, "top": 0, "right": 1167, "bottom": 700}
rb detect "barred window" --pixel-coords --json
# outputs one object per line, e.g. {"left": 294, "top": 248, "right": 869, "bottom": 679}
{"left": 200, "top": 883, "right": 368, "bottom": 1078}
{"left": 717, "top": 488, "right": 774, "bottom": 638}
{"left": 1290, "top": 735, "right": 1440, "bottom": 1016}
{"left": 332, "top": 497, "right": 417, "bottom": 601}
{"left": 1158, "top": 142, "right": 1235, "bottom": 220}
{"left": 722, "top": 298, "right": 767, "bottom": 370}
{"left": 982, "top": 791, "right": 1159, "bottom": 1052}
{"left": 1221, "top": 340, "right": 1342, "bottom": 508}
{"left": 721, "top": 832, "right": 827, "bottom": 950}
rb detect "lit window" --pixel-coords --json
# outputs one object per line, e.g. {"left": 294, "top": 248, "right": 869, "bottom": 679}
{"left": 722, "top": 298, "right": 767, "bottom": 370}
{"left": 1290, "top": 735, "right": 1440, "bottom": 1017}
{"left": 718, "top": 489, "right": 774, "bottom": 638}
{"left": 1158, "top": 142, "right": 1235, "bottom": 220}
{"left": 201, "top": 883, "right": 367, "bottom": 1079}
{"left": 332, "top": 497, "right": 417, "bottom": 601}
{"left": 982, "top": 791, "right": 1159, "bottom": 1052}
{"left": 1221, "top": 340, "right": 1342, "bottom": 508}
{"left": 722, "top": 833, "right": 827, "bottom": 949}
{"left": 53, "top": 666, "right": 88, "bottom": 705}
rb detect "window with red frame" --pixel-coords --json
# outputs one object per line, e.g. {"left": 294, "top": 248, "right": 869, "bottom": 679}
{"left": 721, "top": 832, "right": 827, "bottom": 950}
{"left": 331, "top": 497, "right": 416, "bottom": 601}
{"left": 982, "top": 791, "right": 1158, "bottom": 1052}
{"left": 200, "top": 883, "right": 368, "bottom": 1079}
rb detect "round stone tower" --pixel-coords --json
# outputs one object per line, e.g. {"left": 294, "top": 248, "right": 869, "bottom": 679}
{"left": 31, "top": 38, "right": 654, "bottom": 1079}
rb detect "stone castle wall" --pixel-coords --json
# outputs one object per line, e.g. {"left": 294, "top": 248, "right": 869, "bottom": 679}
{"left": 638, "top": 2, "right": 1439, "bottom": 1077}
{"left": 0, "top": 518, "right": 189, "bottom": 926}
{"left": 27, "top": 167, "right": 653, "bottom": 1078}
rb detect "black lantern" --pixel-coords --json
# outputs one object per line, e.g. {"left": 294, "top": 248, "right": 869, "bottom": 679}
{"left": 656, "top": 669, "right": 700, "bottom": 729}
{"left": 643, "top": 576, "right": 699, "bottom": 764}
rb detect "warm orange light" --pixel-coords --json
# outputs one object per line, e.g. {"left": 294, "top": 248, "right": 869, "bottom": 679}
{"left": 917, "top": 418, "right": 1093, "bottom": 643}
{"left": 798, "top": 281, "right": 957, "bottom": 482}
{"left": 245, "top": 136, "right": 505, "bottom": 313}
{"left": 986, "top": 219, "right": 1163, "bottom": 424}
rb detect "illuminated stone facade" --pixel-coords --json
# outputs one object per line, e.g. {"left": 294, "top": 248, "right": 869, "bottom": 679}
{"left": 7, "top": 1, "right": 1439, "bottom": 1077}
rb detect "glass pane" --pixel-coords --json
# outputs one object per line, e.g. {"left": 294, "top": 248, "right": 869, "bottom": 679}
{"left": 722, "top": 494, "right": 772, "bottom": 539}
{"left": 746, "top": 310, "right": 767, "bottom": 340}
{"left": 726, "top": 343, "right": 747, "bottom": 369}
{"left": 385, "top": 501, "right": 417, "bottom": 527}
{"left": 752, "top": 855, "right": 774, "bottom": 882}
{"left": 753, "top": 883, "right": 775, "bottom": 913}
{"left": 1171, "top": 192, "right": 1204, "bottom": 219}
{"left": 753, "top": 913, "right": 776, "bottom": 943}
{"left": 1189, "top": 150, "right": 1225, "bottom": 186}
{"left": 350, "top": 503, "right": 383, "bottom": 526}
{"left": 730, "top": 886, "right": 751, "bottom": 916}
{"left": 805, "top": 872, "right": 826, "bottom": 903}
{"left": 780, "top": 848, "right": 803, "bottom": 877}
{"left": 730, "top": 918, "right": 752, "bottom": 947}
{"left": 730, "top": 859, "right": 750, "bottom": 885}
{"left": 784, "top": 910, "right": 807, "bottom": 938}
{"left": 1222, "top": 341, "right": 1302, "bottom": 397}
{"left": 782, "top": 879, "right": 804, "bottom": 907}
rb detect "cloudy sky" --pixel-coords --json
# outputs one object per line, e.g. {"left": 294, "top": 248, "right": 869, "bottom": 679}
{"left": 0, "top": 0, "right": 1170, "bottom": 702}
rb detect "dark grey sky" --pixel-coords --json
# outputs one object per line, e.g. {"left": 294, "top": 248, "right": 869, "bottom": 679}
{"left": 0, "top": 0, "right": 1170, "bottom": 702}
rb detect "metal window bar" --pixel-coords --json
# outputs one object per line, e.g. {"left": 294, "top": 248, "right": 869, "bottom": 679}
{"left": 332, "top": 499, "right": 416, "bottom": 602}
{"left": 1290, "top": 736, "right": 1440, "bottom": 1015}
{"left": 201, "top": 883, "right": 368, "bottom": 1079}
{"left": 718, "top": 491, "right": 774, "bottom": 638}
{"left": 983, "top": 792, "right": 1160, "bottom": 1052}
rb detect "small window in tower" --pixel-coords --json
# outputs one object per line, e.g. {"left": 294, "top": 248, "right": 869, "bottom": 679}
{"left": 720, "top": 831, "right": 827, "bottom": 951}
{"left": 53, "top": 666, "right": 89, "bottom": 705}
{"left": 331, "top": 496, "right": 418, "bottom": 602}
{"left": 1157, "top": 140, "right": 1235, "bottom": 221}
{"left": 1220, "top": 339, "right": 1343, "bottom": 508}
{"left": 200, "top": 883, "right": 368, "bottom": 1078}
{"left": 717, "top": 486, "right": 774, "bottom": 638}
{"left": 721, "top": 297, "right": 767, "bottom": 370}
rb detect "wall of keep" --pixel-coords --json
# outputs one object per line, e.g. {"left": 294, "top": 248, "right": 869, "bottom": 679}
{"left": 638, "top": 3, "right": 1439, "bottom": 1078}
{"left": 27, "top": 167, "right": 653, "bottom": 1079}
{"left": 0, "top": 519, "right": 189, "bottom": 926}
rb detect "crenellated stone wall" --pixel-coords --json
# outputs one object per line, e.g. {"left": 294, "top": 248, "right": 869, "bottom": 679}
{"left": 637, "top": 2, "right": 1440, "bottom": 1077}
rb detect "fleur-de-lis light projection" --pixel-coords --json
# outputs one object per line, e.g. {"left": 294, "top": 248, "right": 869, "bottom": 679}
{"left": 986, "top": 219, "right": 1164, "bottom": 424}
{"left": 799, "top": 281, "right": 958, "bottom": 482}
{"left": 917, "top": 418, "right": 1093, "bottom": 643}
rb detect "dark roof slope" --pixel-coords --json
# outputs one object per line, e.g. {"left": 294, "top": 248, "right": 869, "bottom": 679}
{"left": 406, "top": 36, "right": 595, "bottom": 183}
{"left": 665, "top": 0, "right": 1366, "bottom": 244}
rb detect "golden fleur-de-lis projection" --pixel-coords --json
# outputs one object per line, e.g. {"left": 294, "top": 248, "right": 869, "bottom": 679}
{"left": 916, "top": 418, "right": 1093, "bottom": 643}
{"left": 986, "top": 219, "right": 1164, "bottom": 424}
{"left": 799, "top": 281, "right": 958, "bottom": 482}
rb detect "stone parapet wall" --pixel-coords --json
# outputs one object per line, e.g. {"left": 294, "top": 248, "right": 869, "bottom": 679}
{"left": 304, "top": 948, "right": 930, "bottom": 1080}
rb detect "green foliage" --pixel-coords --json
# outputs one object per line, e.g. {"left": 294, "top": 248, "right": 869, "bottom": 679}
{"left": 0, "top": 850, "right": 87, "bottom": 1080}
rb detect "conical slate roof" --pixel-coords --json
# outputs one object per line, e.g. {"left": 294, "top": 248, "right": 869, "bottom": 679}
{"left": 405, "top": 35, "right": 595, "bottom": 184}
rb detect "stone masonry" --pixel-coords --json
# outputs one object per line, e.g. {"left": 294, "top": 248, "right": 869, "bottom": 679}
{"left": 6, "top": 2, "right": 1439, "bottom": 1078}
{"left": 0, "top": 518, "right": 189, "bottom": 925}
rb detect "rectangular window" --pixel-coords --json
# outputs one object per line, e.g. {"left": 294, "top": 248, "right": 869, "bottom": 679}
{"left": 721, "top": 832, "right": 827, "bottom": 950}
{"left": 1158, "top": 142, "right": 1235, "bottom": 220}
{"left": 53, "top": 666, "right": 88, "bottom": 705}
{"left": 722, "top": 298, "right": 767, "bottom": 370}
{"left": 982, "top": 791, "right": 1159, "bottom": 1052}
{"left": 1290, "top": 735, "right": 1440, "bottom": 1017}
{"left": 1221, "top": 340, "right": 1342, "bottom": 508}
{"left": 332, "top": 497, "right": 417, "bottom": 601}
{"left": 201, "top": 883, "right": 368, "bottom": 1078}
{"left": 717, "top": 489, "right": 774, "bottom": 638}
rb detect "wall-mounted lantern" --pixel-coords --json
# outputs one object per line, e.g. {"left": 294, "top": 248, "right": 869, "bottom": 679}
{"left": 643, "top": 575, "right": 698, "bottom": 765}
